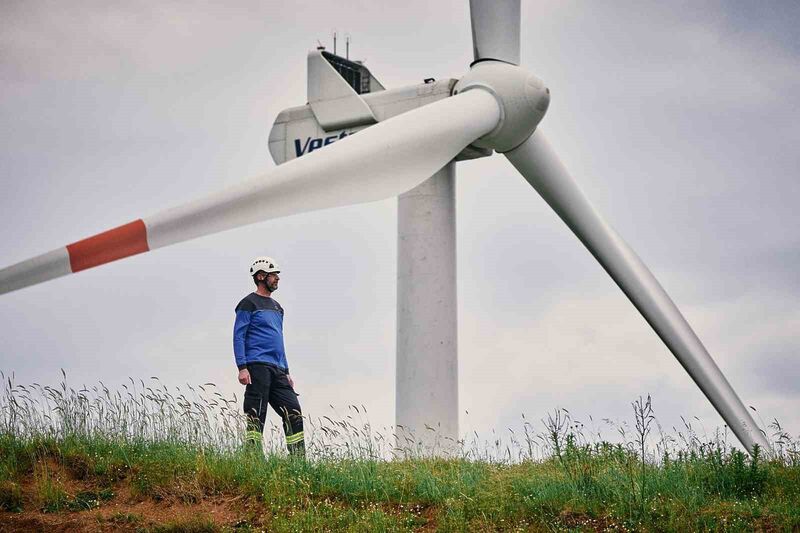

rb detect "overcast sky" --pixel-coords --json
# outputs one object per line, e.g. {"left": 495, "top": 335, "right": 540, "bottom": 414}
{"left": 1, "top": 0, "right": 798, "bottom": 451}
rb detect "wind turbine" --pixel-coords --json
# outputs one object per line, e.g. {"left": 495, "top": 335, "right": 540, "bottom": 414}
{"left": 0, "top": 0, "right": 770, "bottom": 455}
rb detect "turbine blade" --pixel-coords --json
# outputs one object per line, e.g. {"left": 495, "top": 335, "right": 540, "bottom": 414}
{"left": 1, "top": 90, "right": 501, "bottom": 295}
{"left": 505, "top": 129, "right": 770, "bottom": 455}
{"left": 469, "top": 0, "right": 520, "bottom": 65}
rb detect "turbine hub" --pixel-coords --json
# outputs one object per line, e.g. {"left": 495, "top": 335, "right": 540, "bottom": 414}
{"left": 453, "top": 61, "right": 550, "bottom": 153}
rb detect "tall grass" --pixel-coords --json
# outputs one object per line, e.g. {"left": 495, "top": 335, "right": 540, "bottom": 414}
{"left": 0, "top": 370, "right": 403, "bottom": 459}
{"left": 1, "top": 370, "right": 799, "bottom": 530}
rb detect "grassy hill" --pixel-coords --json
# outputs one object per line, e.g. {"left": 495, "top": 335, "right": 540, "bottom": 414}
{"left": 1, "top": 374, "right": 798, "bottom": 531}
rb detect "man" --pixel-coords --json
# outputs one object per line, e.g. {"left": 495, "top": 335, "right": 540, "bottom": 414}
{"left": 233, "top": 256, "right": 304, "bottom": 456}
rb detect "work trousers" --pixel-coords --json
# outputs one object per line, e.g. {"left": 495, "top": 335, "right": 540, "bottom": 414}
{"left": 243, "top": 363, "right": 304, "bottom": 456}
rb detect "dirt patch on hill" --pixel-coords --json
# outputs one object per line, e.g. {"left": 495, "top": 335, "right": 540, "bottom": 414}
{"left": 1, "top": 498, "right": 251, "bottom": 532}
{"left": 1, "top": 494, "right": 266, "bottom": 532}
{"left": 0, "top": 460, "right": 270, "bottom": 532}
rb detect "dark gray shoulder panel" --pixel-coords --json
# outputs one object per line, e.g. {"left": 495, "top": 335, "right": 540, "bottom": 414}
{"left": 242, "top": 293, "right": 285, "bottom": 315}
{"left": 235, "top": 295, "right": 257, "bottom": 313}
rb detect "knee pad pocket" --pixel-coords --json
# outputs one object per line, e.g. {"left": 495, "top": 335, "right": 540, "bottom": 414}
{"left": 243, "top": 390, "right": 264, "bottom": 417}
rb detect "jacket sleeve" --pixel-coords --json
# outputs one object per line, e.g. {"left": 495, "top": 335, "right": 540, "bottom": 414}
{"left": 233, "top": 310, "right": 251, "bottom": 370}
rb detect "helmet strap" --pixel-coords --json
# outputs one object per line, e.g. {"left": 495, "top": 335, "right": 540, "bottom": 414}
{"left": 254, "top": 272, "right": 272, "bottom": 293}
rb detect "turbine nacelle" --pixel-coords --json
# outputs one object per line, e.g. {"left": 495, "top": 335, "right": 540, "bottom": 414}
{"left": 455, "top": 61, "right": 550, "bottom": 153}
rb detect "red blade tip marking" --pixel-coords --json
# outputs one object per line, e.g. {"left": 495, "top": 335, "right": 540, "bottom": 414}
{"left": 66, "top": 219, "right": 149, "bottom": 272}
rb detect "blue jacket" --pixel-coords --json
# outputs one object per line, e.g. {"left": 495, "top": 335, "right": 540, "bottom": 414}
{"left": 233, "top": 293, "right": 289, "bottom": 371}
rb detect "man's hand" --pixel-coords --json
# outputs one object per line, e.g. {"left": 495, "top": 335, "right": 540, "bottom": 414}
{"left": 238, "top": 368, "right": 251, "bottom": 385}
{"left": 287, "top": 374, "right": 295, "bottom": 389}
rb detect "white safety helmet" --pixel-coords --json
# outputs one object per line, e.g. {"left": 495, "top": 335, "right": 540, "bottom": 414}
{"left": 249, "top": 256, "right": 280, "bottom": 276}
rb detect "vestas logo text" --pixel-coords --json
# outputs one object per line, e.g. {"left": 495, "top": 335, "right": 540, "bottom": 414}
{"left": 294, "top": 131, "right": 352, "bottom": 157}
